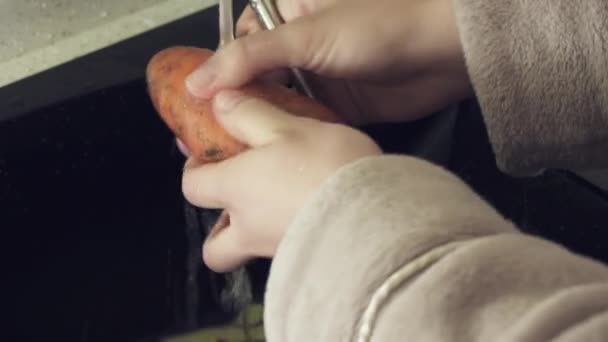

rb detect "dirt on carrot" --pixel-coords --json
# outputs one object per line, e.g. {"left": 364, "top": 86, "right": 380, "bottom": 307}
{"left": 146, "top": 46, "right": 342, "bottom": 163}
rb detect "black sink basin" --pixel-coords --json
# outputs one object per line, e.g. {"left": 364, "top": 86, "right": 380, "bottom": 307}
{"left": 2, "top": 2, "right": 607, "bottom": 342}
{"left": 2, "top": 79, "right": 198, "bottom": 341}
{"left": 1, "top": 4, "right": 248, "bottom": 342}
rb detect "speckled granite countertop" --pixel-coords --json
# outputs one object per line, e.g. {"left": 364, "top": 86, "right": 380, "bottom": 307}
{"left": 0, "top": 0, "right": 217, "bottom": 87}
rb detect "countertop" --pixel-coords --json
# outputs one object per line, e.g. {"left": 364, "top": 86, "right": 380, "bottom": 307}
{"left": 0, "top": 0, "right": 217, "bottom": 88}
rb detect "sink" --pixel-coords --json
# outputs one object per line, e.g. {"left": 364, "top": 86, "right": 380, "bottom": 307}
{"left": 1, "top": 3, "right": 248, "bottom": 341}
{"left": 2, "top": 79, "right": 204, "bottom": 341}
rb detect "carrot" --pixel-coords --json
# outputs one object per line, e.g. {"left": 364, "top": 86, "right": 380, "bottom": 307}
{"left": 146, "top": 46, "right": 343, "bottom": 163}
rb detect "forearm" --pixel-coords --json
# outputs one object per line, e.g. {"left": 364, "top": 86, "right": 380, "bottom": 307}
{"left": 263, "top": 156, "right": 608, "bottom": 341}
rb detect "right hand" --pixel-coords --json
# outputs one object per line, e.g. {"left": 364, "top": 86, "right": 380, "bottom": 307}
{"left": 182, "top": 90, "right": 381, "bottom": 271}
{"left": 186, "top": 0, "right": 473, "bottom": 124}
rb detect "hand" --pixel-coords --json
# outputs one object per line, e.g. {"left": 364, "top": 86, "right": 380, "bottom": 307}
{"left": 181, "top": 90, "right": 381, "bottom": 272}
{"left": 186, "top": 0, "right": 473, "bottom": 124}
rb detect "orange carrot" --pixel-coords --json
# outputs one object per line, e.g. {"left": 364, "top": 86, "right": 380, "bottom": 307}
{"left": 146, "top": 46, "right": 342, "bottom": 163}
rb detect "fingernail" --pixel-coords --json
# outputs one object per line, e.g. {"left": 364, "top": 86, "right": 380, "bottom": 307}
{"left": 176, "top": 138, "right": 190, "bottom": 157}
{"left": 214, "top": 90, "right": 245, "bottom": 114}
{"left": 185, "top": 64, "right": 217, "bottom": 98}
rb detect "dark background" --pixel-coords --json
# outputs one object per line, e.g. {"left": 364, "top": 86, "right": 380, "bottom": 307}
{"left": 2, "top": 2, "right": 607, "bottom": 341}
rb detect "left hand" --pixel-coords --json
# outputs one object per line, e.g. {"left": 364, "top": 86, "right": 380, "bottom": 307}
{"left": 187, "top": 0, "right": 471, "bottom": 125}
{"left": 181, "top": 90, "right": 382, "bottom": 272}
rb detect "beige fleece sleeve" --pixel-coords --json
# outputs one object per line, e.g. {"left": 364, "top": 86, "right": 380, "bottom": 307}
{"left": 452, "top": 0, "right": 608, "bottom": 175}
{"left": 263, "top": 156, "right": 608, "bottom": 341}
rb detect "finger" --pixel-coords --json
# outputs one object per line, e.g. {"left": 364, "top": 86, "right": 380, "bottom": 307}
{"left": 212, "top": 90, "right": 300, "bottom": 147}
{"left": 182, "top": 145, "right": 270, "bottom": 209}
{"left": 235, "top": 6, "right": 289, "bottom": 85}
{"left": 181, "top": 157, "right": 233, "bottom": 209}
{"left": 236, "top": 5, "right": 262, "bottom": 37}
{"left": 202, "top": 211, "right": 253, "bottom": 272}
{"left": 185, "top": 14, "right": 327, "bottom": 98}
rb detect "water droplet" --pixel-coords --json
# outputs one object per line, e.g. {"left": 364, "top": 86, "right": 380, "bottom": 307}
{"left": 100, "top": 11, "right": 108, "bottom": 18}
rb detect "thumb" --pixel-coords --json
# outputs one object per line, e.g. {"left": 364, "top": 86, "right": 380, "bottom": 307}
{"left": 203, "top": 211, "right": 253, "bottom": 272}
{"left": 186, "top": 14, "right": 327, "bottom": 98}
{"left": 213, "top": 90, "right": 299, "bottom": 147}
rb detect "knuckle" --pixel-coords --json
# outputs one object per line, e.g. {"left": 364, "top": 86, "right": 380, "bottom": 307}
{"left": 181, "top": 166, "right": 217, "bottom": 206}
{"left": 181, "top": 169, "right": 199, "bottom": 204}
{"left": 289, "top": 15, "right": 332, "bottom": 72}
{"left": 202, "top": 244, "right": 222, "bottom": 271}
{"left": 218, "top": 39, "right": 250, "bottom": 75}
